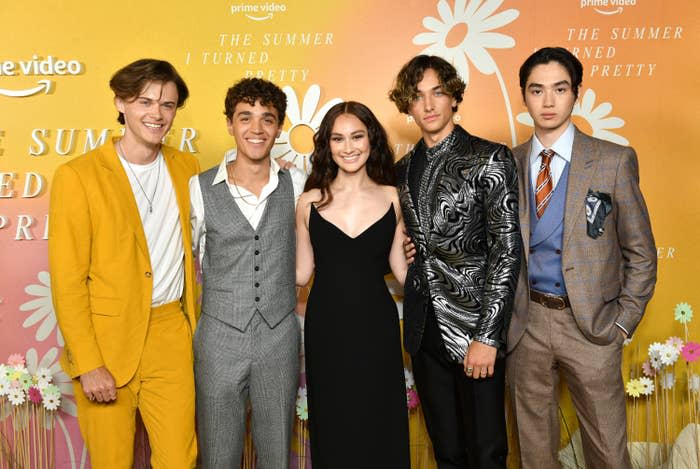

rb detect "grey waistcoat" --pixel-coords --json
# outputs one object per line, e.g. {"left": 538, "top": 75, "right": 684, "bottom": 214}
{"left": 199, "top": 167, "right": 296, "bottom": 331}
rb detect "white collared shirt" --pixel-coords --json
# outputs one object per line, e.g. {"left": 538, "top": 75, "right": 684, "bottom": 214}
{"left": 529, "top": 122, "right": 574, "bottom": 194}
{"left": 189, "top": 149, "right": 307, "bottom": 263}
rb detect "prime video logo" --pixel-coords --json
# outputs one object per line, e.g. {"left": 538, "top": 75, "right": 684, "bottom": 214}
{"left": 580, "top": 0, "right": 637, "bottom": 15}
{"left": 230, "top": 2, "right": 287, "bottom": 21}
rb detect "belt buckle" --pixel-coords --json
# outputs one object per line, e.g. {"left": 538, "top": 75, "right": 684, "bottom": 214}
{"left": 548, "top": 295, "right": 565, "bottom": 310}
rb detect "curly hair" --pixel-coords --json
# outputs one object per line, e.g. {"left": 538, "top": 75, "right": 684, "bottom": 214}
{"left": 224, "top": 78, "right": 287, "bottom": 123}
{"left": 388, "top": 55, "right": 465, "bottom": 114}
{"left": 109, "top": 59, "right": 189, "bottom": 125}
{"left": 305, "top": 101, "right": 396, "bottom": 209}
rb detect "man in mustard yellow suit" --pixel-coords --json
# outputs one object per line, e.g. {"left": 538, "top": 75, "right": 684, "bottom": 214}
{"left": 49, "top": 59, "right": 199, "bottom": 468}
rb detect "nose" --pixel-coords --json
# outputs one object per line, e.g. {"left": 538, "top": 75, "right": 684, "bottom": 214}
{"left": 251, "top": 118, "right": 263, "bottom": 133}
{"left": 424, "top": 94, "right": 435, "bottom": 111}
{"left": 342, "top": 138, "right": 353, "bottom": 153}
{"left": 543, "top": 90, "right": 555, "bottom": 107}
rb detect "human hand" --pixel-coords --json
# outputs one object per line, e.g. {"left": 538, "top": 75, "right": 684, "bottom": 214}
{"left": 463, "top": 341, "right": 497, "bottom": 380}
{"left": 275, "top": 157, "right": 295, "bottom": 170}
{"left": 80, "top": 366, "right": 117, "bottom": 403}
{"left": 403, "top": 233, "right": 416, "bottom": 264}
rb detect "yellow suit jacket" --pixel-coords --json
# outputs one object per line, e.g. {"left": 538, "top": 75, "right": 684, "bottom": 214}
{"left": 49, "top": 138, "right": 200, "bottom": 387}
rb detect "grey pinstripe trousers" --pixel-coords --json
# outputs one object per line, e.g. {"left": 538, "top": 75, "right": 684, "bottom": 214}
{"left": 194, "top": 311, "right": 300, "bottom": 468}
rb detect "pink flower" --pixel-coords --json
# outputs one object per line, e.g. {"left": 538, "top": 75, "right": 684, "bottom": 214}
{"left": 28, "top": 386, "right": 42, "bottom": 404}
{"left": 681, "top": 342, "right": 700, "bottom": 363}
{"left": 407, "top": 388, "right": 420, "bottom": 410}
{"left": 642, "top": 360, "right": 656, "bottom": 377}
{"left": 7, "top": 354, "right": 25, "bottom": 367}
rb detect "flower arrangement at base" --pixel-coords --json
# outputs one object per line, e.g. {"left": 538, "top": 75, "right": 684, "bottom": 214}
{"left": 0, "top": 353, "right": 62, "bottom": 469}
{"left": 622, "top": 301, "right": 700, "bottom": 468}
{"left": 404, "top": 367, "right": 420, "bottom": 411}
{"left": 295, "top": 386, "right": 309, "bottom": 468}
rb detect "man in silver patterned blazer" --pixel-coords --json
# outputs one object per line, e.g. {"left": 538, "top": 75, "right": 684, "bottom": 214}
{"left": 507, "top": 47, "right": 656, "bottom": 469}
{"left": 390, "top": 55, "right": 521, "bottom": 468}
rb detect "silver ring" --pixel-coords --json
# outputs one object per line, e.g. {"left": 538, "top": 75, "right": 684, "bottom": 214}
{"left": 466, "top": 367, "right": 474, "bottom": 373}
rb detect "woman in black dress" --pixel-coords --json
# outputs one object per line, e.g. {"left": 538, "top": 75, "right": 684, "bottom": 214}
{"left": 296, "top": 101, "right": 410, "bottom": 468}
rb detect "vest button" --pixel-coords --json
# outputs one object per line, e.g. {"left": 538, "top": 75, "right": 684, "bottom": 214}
{"left": 555, "top": 282, "right": 561, "bottom": 287}
{"left": 255, "top": 266, "right": 259, "bottom": 271}
{"left": 255, "top": 250, "right": 260, "bottom": 255}
{"left": 529, "top": 248, "right": 534, "bottom": 254}
{"left": 531, "top": 279, "right": 537, "bottom": 285}
{"left": 255, "top": 282, "right": 260, "bottom": 287}
{"left": 555, "top": 249, "right": 562, "bottom": 255}
{"left": 255, "top": 297, "right": 260, "bottom": 302}
{"left": 145, "top": 272, "right": 152, "bottom": 278}
{"left": 254, "top": 235, "right": 259, "bottom": 240}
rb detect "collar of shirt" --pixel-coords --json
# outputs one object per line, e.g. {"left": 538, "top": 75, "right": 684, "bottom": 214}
{"left": 424, "top": 125, "right": 459, "bottom": 159}
{"left": 529, "top": 122, "right": 574, "bottom": 190}
{"left": 211, "top": 148, "right": 282, "bottom": 203}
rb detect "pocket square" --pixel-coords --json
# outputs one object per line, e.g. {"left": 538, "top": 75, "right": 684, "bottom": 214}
{"left": 585, "top": 190, "right": 612, "bottom": 239}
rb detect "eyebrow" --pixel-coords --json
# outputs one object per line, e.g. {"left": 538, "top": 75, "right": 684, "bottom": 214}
{"left": 416, "top": 84, "right": 443, "bottom": 94}
{"left": 527, "top": 80, "right": 571, "bottom": 89}
{"left": 237, "top": 110, "right": 277, "bottom": 119}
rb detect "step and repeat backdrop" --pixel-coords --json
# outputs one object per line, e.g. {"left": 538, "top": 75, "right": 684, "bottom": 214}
{"left": 1, "top": 1, "right": 699, "bottom": 467}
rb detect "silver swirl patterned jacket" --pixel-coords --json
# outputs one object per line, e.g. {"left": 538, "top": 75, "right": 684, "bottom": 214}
{"left": 397, "top": 125, "right": 521, "bottom": 362}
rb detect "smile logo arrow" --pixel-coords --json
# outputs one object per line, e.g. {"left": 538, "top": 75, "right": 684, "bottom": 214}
{"left": 0, "top": 79, "right": 53, "bottom": 98}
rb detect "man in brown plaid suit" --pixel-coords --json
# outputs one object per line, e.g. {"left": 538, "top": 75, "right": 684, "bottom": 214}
{"left": 506, "top": 47, "right": 657, "bottom": 468}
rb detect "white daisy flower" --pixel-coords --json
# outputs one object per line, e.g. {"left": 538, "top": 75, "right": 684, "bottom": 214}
{"left": 270, "top": 84, "right": 342, "bottom": 173}
{"left": 0, "top": 380, "right": 10, "bottom": 396}
{"left": 42, "top": 394, "right": 60, "bottom": 411}
{"left": 0, "top": 364, "right": 8, "bottom": 379}
{"left": 689, "top": 373, "right": 700, "bottom": 393}
{"left": 649, "top": 356, "right": 662, "bottom": 371}
{"left": 19, "top": 271, "right": 64, "bottom": 346}
{"left": 8, "top": 387, "right": 25, "bottom": 406}
{"left": 648, "top": 342, "right": 664, "bottom": 360}
{"left": 660, "top": 372, "right": 675, "bottom": 390}
{"left": 404, "top": 368, "right": 415, "bottom": 388}
{"left": 25, "top": 348, "right": 76, "bottom": 417}
{"left": 517, "top": 88, "right": 629, "bottom": 146}
{"left": 638, "top": 376, "right": 654, "bottom": 396}
{"left": 658, "top": 344, "right": 679, "bottom": 367}
{"left": 295, "top": 386, "right": 308, "bottom": 421}
{"left": 412, "top": 0, "right": 519, "bottom": 85}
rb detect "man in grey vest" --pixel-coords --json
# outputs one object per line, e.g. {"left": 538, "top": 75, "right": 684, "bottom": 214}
{"left": 189, "top": 78, "right": 306, "bottom": 468}
{"left": 507, "top": 47, "right": 657, "bottom": 468}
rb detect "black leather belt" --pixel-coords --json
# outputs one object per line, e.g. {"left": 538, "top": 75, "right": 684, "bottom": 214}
{"left": 530, "top": 289, "right": 570, "bottom": 310}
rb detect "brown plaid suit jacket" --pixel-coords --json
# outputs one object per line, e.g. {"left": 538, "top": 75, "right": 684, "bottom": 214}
{"left": 507, "top": 127, "right": 657, "bottom": 352}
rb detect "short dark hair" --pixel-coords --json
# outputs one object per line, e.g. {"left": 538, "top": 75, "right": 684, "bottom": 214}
{"left": 109, "top": 59, "right": 189, "bottom": 124}
{"left": 306, "top": 101, "right": 396, "bottom": 209}
{"left": 389, "top": 55, "right": 465, "bottom": 114}
{"left": 224, "top": 78, "right": 287, "bottom": 124}
{"left": 519, "top": 47, "right": 583, "bottom": 99}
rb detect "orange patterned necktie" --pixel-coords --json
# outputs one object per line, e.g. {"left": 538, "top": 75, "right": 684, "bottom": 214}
{"left": 535, "top": 149, "right": 555, "bottom": 218}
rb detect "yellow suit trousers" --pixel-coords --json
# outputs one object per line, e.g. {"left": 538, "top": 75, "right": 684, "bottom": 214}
{"left": 72, "top": 302, "right": 197, "bottom": 469}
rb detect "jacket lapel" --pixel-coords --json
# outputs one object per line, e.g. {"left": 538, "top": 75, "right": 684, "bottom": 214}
{"left": 563, "top": 127, "right": 599, "bottom": 250}
{"left": 99, "top": 138, "right": 151, "bottom": 263}
{"left": 514, "top": 140, "right": 531, "bottom": 264}
{"left": 162, "top": 146, "right": 193, "bottom": 253}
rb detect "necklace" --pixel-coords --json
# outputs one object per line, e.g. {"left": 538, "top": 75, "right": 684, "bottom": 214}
{"left": 227, "top": 164, "right": 258, "bottom": 207}
{"left": 118, "top": 139, "right": 161, "bottom": 213}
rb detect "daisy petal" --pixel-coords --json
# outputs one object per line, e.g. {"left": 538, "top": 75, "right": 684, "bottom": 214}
{"left": 437, "top": 0, "right": 455, "bottom": 24}
{"left": 516, "top": 112, "right": 534, "bottom": 126}
{"left": 591, "top": 102, "right": 612, "bottom": 119}
{"left": 466, "top": 45, "right": 497, "bottom": 74}
{"left": 473, "top": 31, "right": 515, "bottom": 49}
{"left": 596, "top": 129, "right": 629, "bottom": 146}
{"left": 596, "top": 117, "right": 625, "bottom": 130}
{"left": 422, "top": 17, "right": 445, "bottom": 33}
{"left": 474, "top": 0, "right": 506, "bottom": 22}
{"left": 452, "top": 52, "right": 471, "bottom": 84}
{"left": 301, "top": 85, "right": 321, "bottom": 123}
{"left": 22, "top": 307, "right": 50, "bottom": 327}
{"left": 36, "top": 315, "right": 57, "bottom": 341}
{"left": 580, "top": 89, "right": 596, "bottom": 113}
{"left": 40, "top": 348, "right": 59, "bottom": 369}
{"left": 310, "top": 98, "right": 343, "bottom": 129}
{"left": 413, "top": 31, "right": 442, "bottom": 46}
{"left": 283, "top": 86, "right": 301, "bottom": 124}
{"left": 19, "top": 297, "right": 49, "bottom": 311}
{"left": 25, "top": 284, "right": 50, "bottom": 296}
{"left": 478, "top": 10, "right": 520, "bottom": 32}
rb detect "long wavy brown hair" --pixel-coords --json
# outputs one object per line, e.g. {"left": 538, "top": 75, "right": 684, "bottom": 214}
{"left": 305, "top": 101, "right": 396, "bottom": 209}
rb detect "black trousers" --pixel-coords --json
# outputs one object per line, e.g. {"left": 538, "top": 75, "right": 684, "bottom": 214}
{"left": 412, "top": 309, "right": 507, "bottom": 469}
